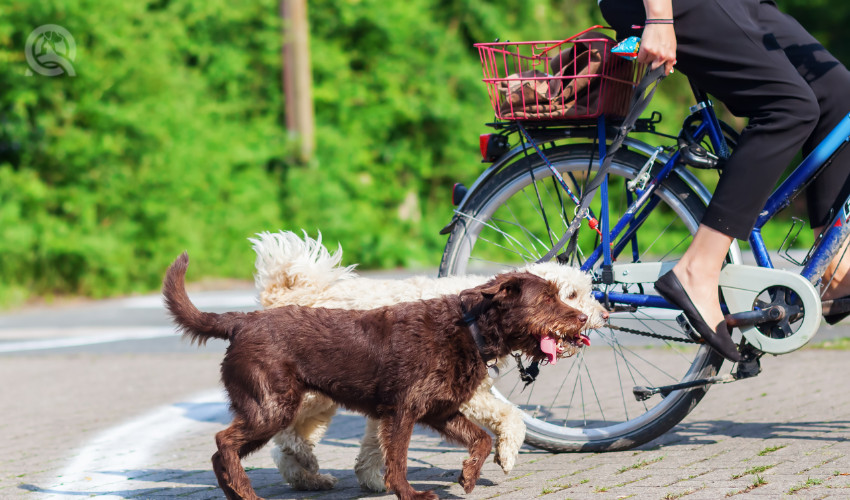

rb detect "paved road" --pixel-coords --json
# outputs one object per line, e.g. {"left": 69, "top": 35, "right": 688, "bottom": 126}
{"left": 3, "top": 274, "right": 850, "bottom": 499}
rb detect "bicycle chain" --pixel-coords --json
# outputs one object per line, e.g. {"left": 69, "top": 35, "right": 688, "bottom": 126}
{"left": 606, "top": 323, "right": 700, "bottom": 344}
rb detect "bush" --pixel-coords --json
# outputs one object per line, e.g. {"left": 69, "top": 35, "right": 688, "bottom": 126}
{"left": 0, "top": 0, "right": 289, "bottom": 305}
{"left": 6, "top": 0, "right": 828, "bottom": 307}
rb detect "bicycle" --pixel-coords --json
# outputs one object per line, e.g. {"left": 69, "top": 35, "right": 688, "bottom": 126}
{"left": 437, "top": 26, "right": 850, "bottom": 452}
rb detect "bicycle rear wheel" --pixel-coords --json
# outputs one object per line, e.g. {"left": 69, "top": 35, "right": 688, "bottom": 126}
{"left": 440, "top": 143, "right": 729, "bottom": 451}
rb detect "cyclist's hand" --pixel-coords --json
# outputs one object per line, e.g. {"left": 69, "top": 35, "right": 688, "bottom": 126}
{"left": 638, "top": 23, "right": 677, "bottom": 75}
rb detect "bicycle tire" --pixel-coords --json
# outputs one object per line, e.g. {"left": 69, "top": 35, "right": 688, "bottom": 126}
{"left": 439, "top": 143, "right": 729, "bottom": 452}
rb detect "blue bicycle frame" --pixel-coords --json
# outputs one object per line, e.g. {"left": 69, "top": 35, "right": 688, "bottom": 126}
{"left": 572, "top": 102, "right": 850, "bottom": 310}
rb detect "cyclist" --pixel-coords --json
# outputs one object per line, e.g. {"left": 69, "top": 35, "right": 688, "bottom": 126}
{"left": 598, "top": 0, "right": 850, "bottom": 361}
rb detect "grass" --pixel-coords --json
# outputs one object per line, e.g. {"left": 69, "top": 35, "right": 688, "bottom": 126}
{"left": 593, "top": 475, "right": 650, "bottom": 493}
{"left": 617, "top": 456, "right": 664, "bottom": 473}
{"left": 807, "top": 336, "right": 850, "bottom": 350}
{"left": 539, "top": 478, "right": 575, "bottom": 496}
{"left": 787, "top": 477, "right": 824, "bottom": 494}
{"left": 731, "top": 464, "right": 775, "bottom": 479}
{"left": 662, "top": 486, "right": 706, "bottom": 499}
{"left": 757, "top": 444, "right": 787, "bottom": 456}
{"left": 662, "top": 489, "right": 697, "bottom": 499}
{"left": 683, "top": 450, "right": 729, "bottom": 468}
{"left": 539, "top": 483, "right": 572, "bottom": 496}
{"left": 726, "top": 474, "right": 768, "bottom": 497}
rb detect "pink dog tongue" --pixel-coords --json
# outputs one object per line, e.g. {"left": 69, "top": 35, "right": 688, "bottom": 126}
{"left": 540, "top": 336, "right": 559, "bottom": 365}
{"left": 580, "top": 334, "right": 591, "bottom": 346}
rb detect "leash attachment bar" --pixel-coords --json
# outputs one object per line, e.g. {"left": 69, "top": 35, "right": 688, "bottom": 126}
{"left": 538, "top": 65, "right": 667, "bottom": 264}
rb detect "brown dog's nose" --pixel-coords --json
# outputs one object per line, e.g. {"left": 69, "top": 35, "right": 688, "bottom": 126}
{"left": 578, "top": 314, "right": 588, "bottom": 324}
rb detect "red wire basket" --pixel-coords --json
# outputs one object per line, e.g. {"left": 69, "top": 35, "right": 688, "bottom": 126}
{"left": 475, "top": 26, "right": 645, "bottom": 121}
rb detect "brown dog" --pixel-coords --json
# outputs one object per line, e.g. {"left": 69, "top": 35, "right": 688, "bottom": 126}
{"left": 163, "top": 253, "right": 588, "bottom": 500}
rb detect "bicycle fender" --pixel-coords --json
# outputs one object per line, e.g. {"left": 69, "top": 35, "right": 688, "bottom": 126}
{"left": 445, "top": 136, "right": 672, "bottom": 228}
{"left": 440, "top": 142, "right": 537, "bottom": 235}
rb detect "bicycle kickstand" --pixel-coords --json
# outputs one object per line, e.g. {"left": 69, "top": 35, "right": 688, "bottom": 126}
{"left": 632, "top": 345, "right": 762, "bottom": 401}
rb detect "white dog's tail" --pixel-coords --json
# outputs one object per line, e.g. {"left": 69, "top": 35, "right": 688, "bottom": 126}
{"left": 249, "top": 230, "right": 358, "bottom": 308}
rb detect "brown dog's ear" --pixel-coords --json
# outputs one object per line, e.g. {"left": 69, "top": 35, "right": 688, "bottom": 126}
{"left": 481, "top": 276, "right": 523, "bottom": 301}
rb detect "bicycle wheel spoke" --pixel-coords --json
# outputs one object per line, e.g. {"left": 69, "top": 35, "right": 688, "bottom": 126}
{"left": 499, "top": 204, "right": 552, "bottom": 257}
{"left": 580, "top": 353, "right": 607, "bottom": 424}
{"left": 564, "top": 355, "right": 583, "bottom": 424}
{"left": 612, "top": 339, "right": 631, "bottom": 421}
{"left": 455, "top": 210, "right": 539, "bottom": 260}
{"left": 608, "top": 338, "right": 684, "bottom": 383}
{"left": 611, "top": 336, "right": 649, "bottom": 415}
{"left": 527, "top": 172, "right": 555, "bottom": 247}
{"left": 638, "top": 215, "right": 679, "bottom": 260}
{"left": 518, "top": 184, "right": 567, "bottom": 249}
{"left": 547, "top": 350, "right": 583, "bottom": 420}
{"left": 578, "top": 355, "right": 587, "bottom": 427}
{"left": 657, "top": 233, "right": 692, "bottom": 262}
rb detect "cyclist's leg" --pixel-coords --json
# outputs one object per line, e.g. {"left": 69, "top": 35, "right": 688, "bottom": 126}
{"left": 602, "top": 0, "right": 821, "bottom": 346}
{"left": 602, "top": 0, "right": 820, "bottom": 238}
{"left": 758, "top": 2, "right": 850, "bottom": 229}
{"left": 755, "top": 2, "right": 850, "bottom": 299}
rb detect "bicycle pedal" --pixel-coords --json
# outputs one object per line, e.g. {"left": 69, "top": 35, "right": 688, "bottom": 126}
{"left": 735, "top": 357, "right": 761, "bottom": 379}
{"left": 676, "top": 313, "right": 703, "bottom": 343}
{"left": 735, "top": 345, "right": 762, "bottom": 380}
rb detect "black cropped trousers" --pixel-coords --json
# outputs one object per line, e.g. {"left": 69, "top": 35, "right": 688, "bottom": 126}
{"left": 600, "top": 0, "right": 850, "bottom": 239}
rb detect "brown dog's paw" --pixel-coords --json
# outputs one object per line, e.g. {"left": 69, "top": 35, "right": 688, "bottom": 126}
{"left": 410, "top": 490, "right": 439, "bottom": 500}
{"left": 459, "top": 457, "right": 483, "bottom": 494}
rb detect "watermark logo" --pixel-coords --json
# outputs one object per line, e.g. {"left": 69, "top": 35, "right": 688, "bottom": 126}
{"left": 25, "top": 24, "right": 77, "bottom": 77}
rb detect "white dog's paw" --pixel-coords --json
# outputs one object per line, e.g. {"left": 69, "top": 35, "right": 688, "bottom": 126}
{"left": 354, "top": 452, "right": 386, "bottom": 492}
{"left": 272, "top": 445, "right": 336, "bottom": 490}
{"left": 356, "top": 469, "right": 386, "bottom": 493}
{"left": 494, "top": 443, "right": 516, "bottom": 474}
{"left": 494, "top": 424, "right": 524, "bottom": 474}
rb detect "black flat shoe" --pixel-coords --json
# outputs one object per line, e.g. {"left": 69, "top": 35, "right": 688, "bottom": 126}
{"left": 655, "top": 270, "right": 742, "bottom": 362}
{"left": 823, "top": 295, "right": 850, "bottom": 325}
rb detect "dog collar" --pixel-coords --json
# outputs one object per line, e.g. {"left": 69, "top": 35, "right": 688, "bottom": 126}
{"left": 461, "top": 305, "right": 500, "bottom": 377}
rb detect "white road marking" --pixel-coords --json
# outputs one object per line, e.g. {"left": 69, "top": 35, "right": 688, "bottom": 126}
{"left": 43, "top": 389, "right": 228, "bottom": 498}
{"left": 118, "top": 292, "right": 259, "bottom": 309}
{"left": 0, "top": 327, "right": 178, "bottom": 353}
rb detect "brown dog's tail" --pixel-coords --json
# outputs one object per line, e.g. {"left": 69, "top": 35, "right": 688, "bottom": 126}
{"left": 162, "top": 252, "right": 248, "bottom": 345}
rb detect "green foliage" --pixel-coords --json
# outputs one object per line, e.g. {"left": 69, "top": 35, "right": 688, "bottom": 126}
{"left": 779, "top": 0, "right": 850, "bottom": 64}
{"left": 289, "top": 0, "right": 605, "bottom": 268}
{"left": 0, "top": 0, "right": 288, "bottom": 305}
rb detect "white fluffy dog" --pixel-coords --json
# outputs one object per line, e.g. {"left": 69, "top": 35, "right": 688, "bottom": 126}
{"left": 251, "top": 230, "right": 607, "bottom": 492}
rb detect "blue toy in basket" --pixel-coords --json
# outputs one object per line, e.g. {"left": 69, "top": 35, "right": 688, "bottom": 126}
{"left": 612, "top": 36, "right": 640, "bottom": 60}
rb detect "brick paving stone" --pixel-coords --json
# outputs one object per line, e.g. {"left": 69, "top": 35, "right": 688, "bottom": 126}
{"left": 4, "top": 312, "right": 850, "bottom": 498}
